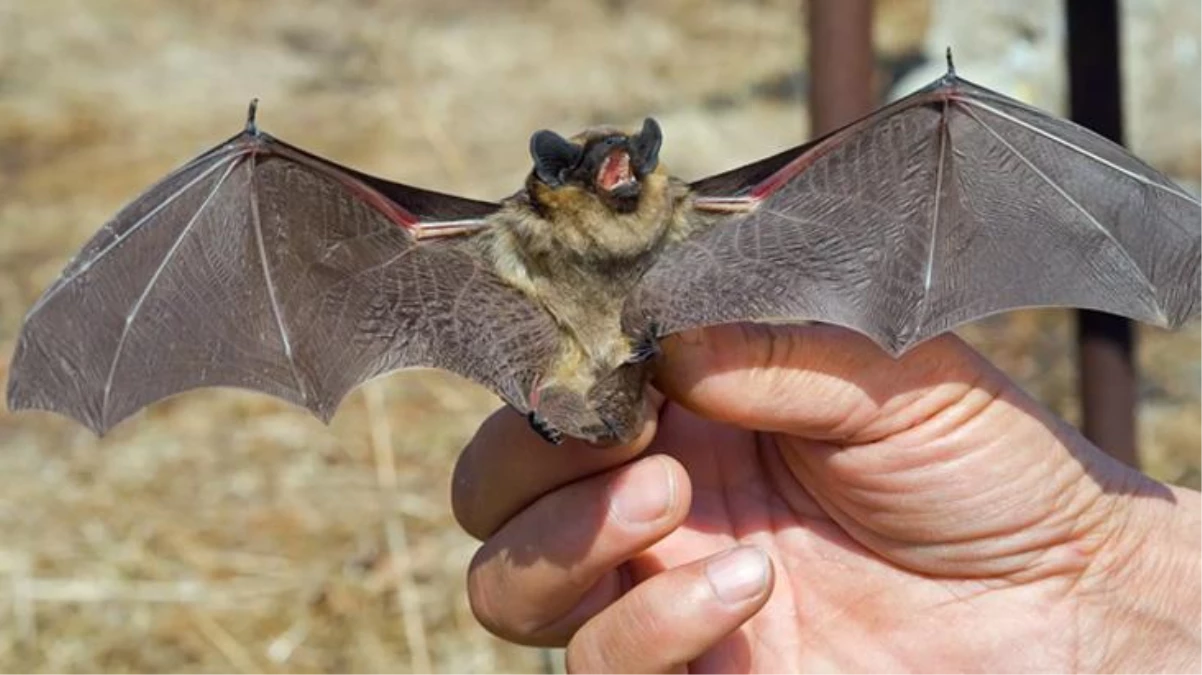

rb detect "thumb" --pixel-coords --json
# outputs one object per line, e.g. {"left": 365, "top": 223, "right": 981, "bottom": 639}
{"left": 654, "top": 323, "right": 1008, "bottom": 442}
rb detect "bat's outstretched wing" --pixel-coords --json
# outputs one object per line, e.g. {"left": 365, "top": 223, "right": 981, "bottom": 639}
{"left": 627, "top": 70, "right": 1201, "bottom": 354}
{"left": 7, "top": 105, "right": 560, "bottom": 434}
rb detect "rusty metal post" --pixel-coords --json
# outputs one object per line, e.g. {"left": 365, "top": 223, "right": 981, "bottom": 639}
{"left": 1066, "top": 0, "right": 1139, "bottom": 468}
{"left": 807, "top": 0, "right": 875, "bottom": 136}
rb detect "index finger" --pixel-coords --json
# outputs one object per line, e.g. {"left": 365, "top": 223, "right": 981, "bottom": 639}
{"left": 452, "top": 390, "right": 664, "bottom": 540}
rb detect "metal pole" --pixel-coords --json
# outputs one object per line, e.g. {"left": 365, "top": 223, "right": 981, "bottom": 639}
{"left": 1065, "top": 0, "right": 1138, "bottom": 468}
{"left": 807, "top": 0, "right": 875, "bottom": 136}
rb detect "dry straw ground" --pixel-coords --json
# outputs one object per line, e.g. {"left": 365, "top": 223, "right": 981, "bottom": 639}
{"left": 0, "top": 1, "right": 1197, "bottom": 672}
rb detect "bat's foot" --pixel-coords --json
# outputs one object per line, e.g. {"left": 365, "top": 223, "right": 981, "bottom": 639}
{"left": 527, "top": 411, "right": 565, "bottom": 445}
{"left": 625, "top": 322, "right": 662, "bottom": 364}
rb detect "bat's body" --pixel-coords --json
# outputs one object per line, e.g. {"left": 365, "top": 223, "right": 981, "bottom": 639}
{"left": 471, "top": 148, "right": 697, "bottom": 439}
{"left": 7, "top": 61, "right": 1200, "bottom": 445}
{"left": 468, "top": 124, "right": 697, "bottom": 441}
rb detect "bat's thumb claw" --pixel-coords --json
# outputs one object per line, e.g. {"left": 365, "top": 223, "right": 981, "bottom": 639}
{"left": 245, "top": 99, "right": 260, "bottom": 134}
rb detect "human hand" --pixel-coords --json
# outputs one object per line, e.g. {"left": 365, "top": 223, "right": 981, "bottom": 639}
{"left": 452, "top": 324, "right": 1200, "bottom": 673}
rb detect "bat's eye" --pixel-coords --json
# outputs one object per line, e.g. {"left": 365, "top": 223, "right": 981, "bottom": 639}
{"left": 530, "top": 130, "right": 583, "bottom": 187}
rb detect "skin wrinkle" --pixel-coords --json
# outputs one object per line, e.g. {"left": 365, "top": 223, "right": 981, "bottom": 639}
{"left": 1026, "top": 434, "right": 1171, "bottom": 599}
{"left": 539, "top": 556, "right": 647, "bottom": 648}
{"left": 691, "top": 325, "right": 878, "bottom": 440}
{"left": 1081, "top": 487, "right": 1193, "bottom": 672}
{"left": 714, "top": 423, "right": 784, "bottom": 544}
{"left": 936, "top": 439, "right": 1065, "bottom": 537}
{"left": 466, "top": 547, "right": 519, "bottom": 639}
{"left": 1014, "top": 456, "right": 1125, "bottom": 583}
{"left": 838, "top": 346, "right": 1004, "bottom": 445}
{"left": 759, "top": 432, "right": 927, "bottom": 658}
{"left": 519, "top": 571, "right": 615, "bottom": 648}
{"left": 1086, "top": 533, "right": 1197, "bottom": 667}
{"left": 889, "top": 578, "right": 1067, "bottom": 667}
{"left": 728, "top": 438, "right": 1088, "bottom": 665}
{"left": 759, "top": 431, "right": 832, "bottom": 523}
{"left": 799, "top": 548, "right": 1005, "bottom": 671}
{"left": 605, "top": 455, "right": 676, "bottom": 528}
{"left": 716, "top": 445, "right": 746, "bottom": 548}
{"left": 1053, "top": 492, "right": 1116, "bottom": 593}
{"left": 861, "top": 481, "right": 1078, "bottom": 577}
{"left": 775, "top": 447, "right": 899, "bottom": 557}
{"left": 1079, "top": 471, "right": 1169, "bottom": 598}
{"left": 677, "top": 327, "right": 1016, "bottom": 446}
{"left": 1004, "top": 446, "right": 1111, "bottom": 581}
{"left": 779, "top": 432, "right": 1086, "bottom": 580}
{"left": 530, "top": 568, "right": 625, "bottom": 646}
{"left": 657, "top": 583, "right": 719, "bottom": 666}
{"left": 823, "top": 388, "right": 1087, "bottom": 546}
{"left": 571, "top": 568, "right": 711, "bottom": 673}
{"left": 836, "top": 478, "right": 1043, "bottom": 557}
{"left": 868, "top": 368, "right": 1002, "bottom": 451}
{"left": 816, "top": 421, "right": 991, "bottom": 498}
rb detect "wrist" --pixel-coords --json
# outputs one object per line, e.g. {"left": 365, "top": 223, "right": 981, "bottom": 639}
{"left": 1082, "top": 466, "right": 1200, "bottom": 672}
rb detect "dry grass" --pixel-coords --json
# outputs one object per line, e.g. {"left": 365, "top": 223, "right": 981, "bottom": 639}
{"left": 0, "top": 1, "right": 1197, "bottom": 672}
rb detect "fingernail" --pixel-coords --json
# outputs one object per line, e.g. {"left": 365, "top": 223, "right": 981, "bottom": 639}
{"left": 706, "top": 547, "right": 769, "bottom": 606}
{"left": 611, "top": 456, "right": 675, "bottom": 524}
{"left": 675, "top": 328, "right": 707, "bottom": 347}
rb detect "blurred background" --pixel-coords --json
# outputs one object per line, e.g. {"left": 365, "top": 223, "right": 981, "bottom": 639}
{"left": 0, "top": 0, "right": 1197, "bottom": 671}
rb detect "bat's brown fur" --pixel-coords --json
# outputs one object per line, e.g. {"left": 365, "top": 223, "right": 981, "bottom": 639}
{"left": 471, "top": 128, "right": 693, "bottom": 443}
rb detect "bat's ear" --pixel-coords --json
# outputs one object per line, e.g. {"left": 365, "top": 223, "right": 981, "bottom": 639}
{"left": 630, "top": 117, "right": 663, "bottom": 176}
{"left": 530, "top": 130, "right": 583, "bottom": 187}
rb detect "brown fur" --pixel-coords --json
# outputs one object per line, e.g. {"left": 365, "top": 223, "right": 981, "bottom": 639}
{"left": 467, "top": 130, "right": 694, "bottom": 442}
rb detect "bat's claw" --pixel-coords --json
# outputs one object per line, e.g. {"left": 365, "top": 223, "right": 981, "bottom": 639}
{"left": 527, "top": 411, "right": 565, "bottom": 445}
{"left": 625, "top": 322, "right": 662, "bottom": 364}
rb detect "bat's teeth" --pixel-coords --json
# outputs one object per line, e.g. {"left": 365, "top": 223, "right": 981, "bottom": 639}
{"left": 597, "top": 150, "right": 635, "bottom": 192}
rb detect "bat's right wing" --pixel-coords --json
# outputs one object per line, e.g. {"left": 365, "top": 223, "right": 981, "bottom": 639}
{"left": 7, "top": 108, "right": 561, "bottom": 434}
{"left": 626, "top": 69, "right": 1201, "bottom": 355}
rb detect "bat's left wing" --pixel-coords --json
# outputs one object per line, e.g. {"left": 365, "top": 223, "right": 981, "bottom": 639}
{"left": 6, "top": 104, "right": 562, "bottom": 435}
{"left": 626, "top": 69, "right": 1201, "bottom": 355}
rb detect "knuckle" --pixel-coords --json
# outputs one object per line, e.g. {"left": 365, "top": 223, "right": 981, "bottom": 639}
{"left": 566, "top": 588, "right": 671, "bottom": 672}
{"left": 465, "top": 545, "right": 555, "bottom": 643}
{"left": 465, "top": 546, "right": 511, "bottom": 636}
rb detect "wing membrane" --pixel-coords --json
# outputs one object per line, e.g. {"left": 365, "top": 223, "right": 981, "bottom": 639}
{"left": 8, "top": 129, "right": 560, "bottom": 433}
{"left": 629, "top": 73, "right": 1200, "bottom": 354}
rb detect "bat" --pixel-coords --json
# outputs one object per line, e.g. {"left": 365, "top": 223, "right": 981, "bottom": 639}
{"left": 7, "top": 56, "right": 1200, "bottom": 447}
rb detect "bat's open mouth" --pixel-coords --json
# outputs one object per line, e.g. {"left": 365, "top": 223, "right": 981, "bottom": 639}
{"left": 596, "top": 150, "right": 636, "bottom": 193}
